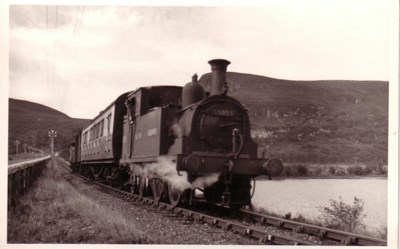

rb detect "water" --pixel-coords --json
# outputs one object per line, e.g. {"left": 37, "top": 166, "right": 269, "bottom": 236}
{"left": 251, "top": 178, "right": 387, "bottom": 234}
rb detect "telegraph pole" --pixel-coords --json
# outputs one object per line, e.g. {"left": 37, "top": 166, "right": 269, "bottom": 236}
{"left": 48, "top": 130, "right": 57, "bottom": 168}
{"left": 14, "top": 140, "right": 20, "bottom": 155}
{"left": 23, "top": 142, "right": 27, "bottom": 155}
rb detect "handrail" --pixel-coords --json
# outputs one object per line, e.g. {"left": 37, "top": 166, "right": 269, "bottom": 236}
{"left": 8, "top": 156, "right": 50, "bottom": 169}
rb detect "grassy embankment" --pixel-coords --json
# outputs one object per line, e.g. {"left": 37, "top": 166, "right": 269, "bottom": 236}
{"left": 7, "top": 161, "right": 155, "bottom": 243}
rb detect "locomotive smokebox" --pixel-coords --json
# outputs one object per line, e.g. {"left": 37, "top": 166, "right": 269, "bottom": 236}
{"left": 208, "top": 59, "right": 231, "bottom": 96}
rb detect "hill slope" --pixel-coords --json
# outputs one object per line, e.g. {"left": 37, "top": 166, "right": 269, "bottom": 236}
{"left": 8, "top": 98, "right": 89, "bottom": 155}
{"left": 8, "top": 72, "right": 388, "bottom": 165}
{"left": 199, "top": 72, "right": 388, "bottom": 165}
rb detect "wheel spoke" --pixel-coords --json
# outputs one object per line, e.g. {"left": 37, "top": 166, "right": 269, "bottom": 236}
{"left": 138, "top": 175, "right": 147, "bottom": 197}
{"left": 151, "top": 178, "right": 165, "bottom": 202}
{"left": 130, "top": 174, "right": 137, "bottom": 194}
{"left": 168, "top": 184, "right": 184, "bottom": 207}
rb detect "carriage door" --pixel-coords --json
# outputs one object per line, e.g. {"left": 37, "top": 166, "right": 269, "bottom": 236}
{"left": 126, "top": 97, "right": 136, "bottom": 158}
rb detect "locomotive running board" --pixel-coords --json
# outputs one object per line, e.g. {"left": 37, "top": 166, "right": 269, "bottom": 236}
{"left": 119, "top": 155, "right": 178, "bottom": 165}
{"left": 81, "top": 160, "right": 116, "bottom": 165}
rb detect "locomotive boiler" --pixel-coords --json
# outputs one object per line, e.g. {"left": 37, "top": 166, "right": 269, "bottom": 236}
{"left": 70, "top": 59, "right": 283, "bottom": 208}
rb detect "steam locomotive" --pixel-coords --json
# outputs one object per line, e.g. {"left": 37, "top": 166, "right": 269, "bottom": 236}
{"left": 69, "top": 59, "right": 283, "bottom": 208}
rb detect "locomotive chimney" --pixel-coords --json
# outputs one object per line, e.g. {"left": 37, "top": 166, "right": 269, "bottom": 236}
{"left": 208, "top": 59, "right": 230, "bottom": 96}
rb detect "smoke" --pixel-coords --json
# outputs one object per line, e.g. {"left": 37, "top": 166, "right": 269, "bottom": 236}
{"left": 128, "top": 156, "right": 220, "bottom": 191}
{"left": 170, "top": 123, "right": 183, "bottom": 138}
{"left": 191, "top": 173, "right": 220, "bottom": 189}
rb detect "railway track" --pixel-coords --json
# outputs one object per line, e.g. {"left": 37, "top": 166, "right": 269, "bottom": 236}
{"left": 239, "top": 210, "right": 387, "bottom": 246}
{"left": 56, "top": 158, "right": 386, "bottom": 246}
{"left": 231, "top": 207, "right": 386, "bottom": 246}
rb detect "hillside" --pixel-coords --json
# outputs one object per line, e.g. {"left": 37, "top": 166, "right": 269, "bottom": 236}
{"left": 8, "top": 98, "right": 89, "bottom": 155}
{"left": 8, "top": 72, "right": 388, "bottom": 166}
{"left": 199, "top": 72, "right": 388, "bottom": 165}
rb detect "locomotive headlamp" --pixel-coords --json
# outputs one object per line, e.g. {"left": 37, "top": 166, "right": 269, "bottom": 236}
{"left": 260, "top": 158, "right": 283, "bottom": 177}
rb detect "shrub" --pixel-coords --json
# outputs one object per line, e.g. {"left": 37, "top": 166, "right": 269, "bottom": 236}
{"left": 282, "top": 166, "right": 292, "bottom": 177}
{"left": 283, "top": 164, "right": 308, "bottom": 177}
{"left": 296, "top": 165, "right": 308, "bottom": 176}
{"left": 375, "top": 165, "right": 388, "bottom": 175}
{"left": 335, "top": 167, "right": 346, "bottom": 176}
{"left": 347, "top": 165, "right": 364, "bottom": 175}
{"left": 283, "top": 165, "right": 297, "bottom": 177}
{"left": 328, "top": 166, "right": 336, "bottom": 175}
{"left": 313, "top": 167, "right": 322, "bottom": 176}
{"left": 362, "top": 165, "right": 374, "bottom": 175}
{"left": 318, "top": 196, "right": 365, "bottom": 232}
{"left": 292, "top": 214, "right": 307, "bottom": 223}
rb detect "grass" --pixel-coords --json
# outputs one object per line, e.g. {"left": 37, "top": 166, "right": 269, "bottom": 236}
{"left": 7, "top": 161, "right": 155, "bottom": 243}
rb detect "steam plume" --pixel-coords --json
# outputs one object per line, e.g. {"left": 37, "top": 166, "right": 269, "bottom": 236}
{"left": 128, "top": 157, "right": 220, "bottom": 191}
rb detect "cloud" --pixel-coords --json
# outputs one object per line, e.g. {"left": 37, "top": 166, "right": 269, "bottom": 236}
{"left": 11, "top": 24, "right": 112, "bottom": 50}
{"left": 8, "top": 4, "right": 391, "bottom": 118}
{"left": 10, "top": 5, "right": 75, "bottom": 29}
{"left": 81, "top": 7, "right": 140, "bottom": 28}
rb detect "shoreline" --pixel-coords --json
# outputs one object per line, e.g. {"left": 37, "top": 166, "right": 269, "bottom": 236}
{"left": 257, "top": 175, "right": 388, "bottom": 181}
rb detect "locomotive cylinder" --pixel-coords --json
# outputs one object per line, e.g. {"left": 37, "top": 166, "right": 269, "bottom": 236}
{"left": 208, "top": 59, "right": 231, "bottom": 96}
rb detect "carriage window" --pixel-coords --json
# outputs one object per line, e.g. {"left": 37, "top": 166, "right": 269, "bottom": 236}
{"left": 107, "top": 113, "right": 112, "bottom": 135}
{"left": 95, "top": 123, "right": 99, "bottom": 139}
{"left": 100, "top": 119, "right": 104, "bottom": 137}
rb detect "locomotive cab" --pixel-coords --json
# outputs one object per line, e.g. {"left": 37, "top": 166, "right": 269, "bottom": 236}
{"left": 121, "top": 86, "right": 182, "bottom": 160}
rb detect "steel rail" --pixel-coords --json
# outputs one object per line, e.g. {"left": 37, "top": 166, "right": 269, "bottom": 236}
{"left": 237, "top": 208, "right": 387, "bottom": 246}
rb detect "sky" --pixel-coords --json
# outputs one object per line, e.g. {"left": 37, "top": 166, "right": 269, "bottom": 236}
{"left": 6, "top": 0, "right": 395, "bottom": 119}
{"left": 1, "top": 1, "right": 399, "bottom": 247}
